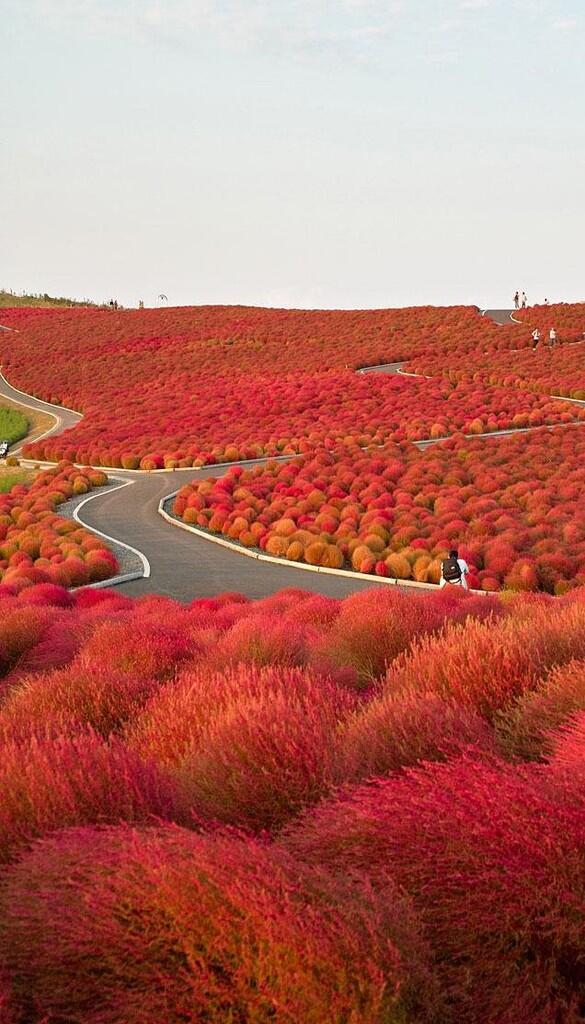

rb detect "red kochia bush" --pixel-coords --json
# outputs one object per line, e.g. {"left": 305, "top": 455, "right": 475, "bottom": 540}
{"left": 77, "top": 618, "right": 197, "bottom": 678}
{"left": 0, "top": 976, "right": 14, "bottom": 1024}
{"left": 0, "top": 732, "right": 182, "bottom": 863}
{"left": 546, "top": 709, "right": 585, "bottom": 772}
{"left": 0, "top": 663, "right": 159, "bottom": 743}
{"left": 306, "top": 588, "right": 448, "bottom": 688}
{"left": 206, "top": 612, "right": 307, "bottom": 670}
{"left": 383, "top": 601, "right": 585, "bottom": 717}
{"left": 127, "top": 664, "right": 357, "bottom": 831}
{"left": 0, "top": 825, "right": 443, "bottom": 1024}
{"left": 337, "top": 691, "right": 495, "bottom": 783}
{"left": 280, "top": 758, "right": 585, "bottom": 1024}
{"left": 496, "top": 658, "right": 585, "bottom": 760}
{"left": 0, "top": 607, "right": 57, "bottom": 678}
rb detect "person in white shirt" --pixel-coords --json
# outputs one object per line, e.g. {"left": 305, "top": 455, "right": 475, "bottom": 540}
{"left": 521, "top": 292, "right": 528, "bottom": 308}
{"left": 549, "top": 328, "right": 557, "bottom": 347}
{"left": 440, "top": 548, "right": 470, "bottom": 590}
{"left": 532, "top": 328, "right": 540, "bottom": 351}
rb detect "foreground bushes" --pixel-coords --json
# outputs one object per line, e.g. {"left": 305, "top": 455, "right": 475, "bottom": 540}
{"left": 0, "top": 825, "right": 442, "bottom": 1024}
{"left": 0, "top": 731, "right": 182, "bottom": 864}
{"left": 127, "top": 663, "right": 357, "bottom": 831}
{"left": 0, "top": 582, "right": 584, "bottom": 1022}
{"left": 281, "top": 757, "right": 585, "bottom": 1024}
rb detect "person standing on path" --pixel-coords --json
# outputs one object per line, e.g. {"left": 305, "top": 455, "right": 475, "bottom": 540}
{"left": 549, "top": 327, "right": 557, "bottom": 347}
{"left": 532, "top": 328, "right": 541, "bottom": 350}
{"left": 514, "top": 291, "right": 520, "bottom": 309}
{"left": 440, "top": 549, "right": 470, "bottom": 590}
{"left": 521, "top": 292, "right": 528, "bottom": 308}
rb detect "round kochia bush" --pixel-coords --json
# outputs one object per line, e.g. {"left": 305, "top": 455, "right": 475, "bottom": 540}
{"left": 175, "top": 424, "right": 585, "bottom": 592}
{"left": 496, "top": 658, "right": 585, "bottom": 760}
{"left": 0, "top": 731, "right": 183, "bottom": 864}
{"left": 382, "top": 599, "right": 585, "bottom": 717}
{"left": 336, "top": 691, "right": 495, "bottom": 783}
{"left": 280, "top": 757, "right": 585, "bottom": 1024}
{"left": 126, "top": 663, "right": 357, "bottom": 831}
{"left": 0, "top": 824, "right": 443, "bottom": 1024}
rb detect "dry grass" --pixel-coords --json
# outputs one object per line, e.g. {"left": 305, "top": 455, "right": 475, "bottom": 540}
{"left": 0, "top": 467, "right": 37, "bottom": 490}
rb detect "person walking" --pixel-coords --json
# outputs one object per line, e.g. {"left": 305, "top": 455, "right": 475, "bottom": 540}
{"left": 440, "top": 549, "right": 470, "bottom": 590}
{"left": 532, "top": 328, "right": 541, "bottom": 350}
{"left": 549, "top": 327, "right": 557, "bottom": 347}
{"left": 521, "top": 291, "right": 528, "bottom": 308}
{"left": 514, "top": 291, "right": 520, "bottom": 309}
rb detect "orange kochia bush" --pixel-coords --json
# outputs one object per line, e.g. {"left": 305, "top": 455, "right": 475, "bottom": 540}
{"left": 0, "top": 462, "right": 118, "bottom": 590}
{"left": 1, "top": 303, "right": 582, "bottom": 467}
{"left": 174, "top": 424, "right": 585, "bottom": 592}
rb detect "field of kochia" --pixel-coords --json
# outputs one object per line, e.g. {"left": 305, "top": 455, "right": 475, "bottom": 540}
{"left": 0, "top": 302, "right": 583, "bottom": 469}
{"left": 1, "top": 300, "right": 584, "bottom": 592}
{"left": 175, "top": 425, "right": 585, "bottom": 593}
{"left": 0, "top": 300, "right": 584, "bottom": 1022}
{"left": 0, "top": 581, "right": 584, "bottom": 1023}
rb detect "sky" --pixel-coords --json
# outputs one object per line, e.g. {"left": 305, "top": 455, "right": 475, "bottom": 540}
{"left": 1, "top": 0, "right": 584, "bottom": 310}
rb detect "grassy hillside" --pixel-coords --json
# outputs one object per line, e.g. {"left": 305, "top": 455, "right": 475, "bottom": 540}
{"left": 0, "top": 289, "right": 94, "bottom": 308}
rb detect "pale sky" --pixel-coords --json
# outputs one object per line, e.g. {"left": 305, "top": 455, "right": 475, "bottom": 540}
{"left": 2, "top": 0, "right": 584, "bottom": 309}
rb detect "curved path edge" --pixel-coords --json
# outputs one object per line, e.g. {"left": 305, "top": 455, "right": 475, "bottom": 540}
{"left": 158, "top": 491, "right": 486, "bottom": 596}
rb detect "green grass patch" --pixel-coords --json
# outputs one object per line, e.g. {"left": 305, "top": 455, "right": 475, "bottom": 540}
{"left": 0, "top": 471, "right": 30, "bottom": 493}
{"left": 0, "top": 406, "right": 30, "bottom": 445}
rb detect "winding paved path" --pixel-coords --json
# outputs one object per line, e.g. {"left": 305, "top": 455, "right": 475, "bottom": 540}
{"left": 1, "top": 307, "right": 580, "bottom": 601}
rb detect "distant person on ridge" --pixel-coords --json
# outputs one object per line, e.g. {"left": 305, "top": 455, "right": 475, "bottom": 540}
{"left": 521, "top": 291, "right": 528, "bottom": 308}
{"left": 514, "top": 291, "right": 520, "bottom": 309}
{"left": 440, "top": 549, "right": 470, "bottom": 590}
{"left": 532, "top": 328, "right": 541, "bottom": 350}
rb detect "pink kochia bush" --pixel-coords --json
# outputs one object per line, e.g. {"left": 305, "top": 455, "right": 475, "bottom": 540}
{"left": 280, "top": 757, "right": 585, "bottom": 1024}
{"left": 0, "top": 582, "right": 584, "bottom": 1022}
{"left": 0, "top": 825, "right": 442, "bottom": 1024}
